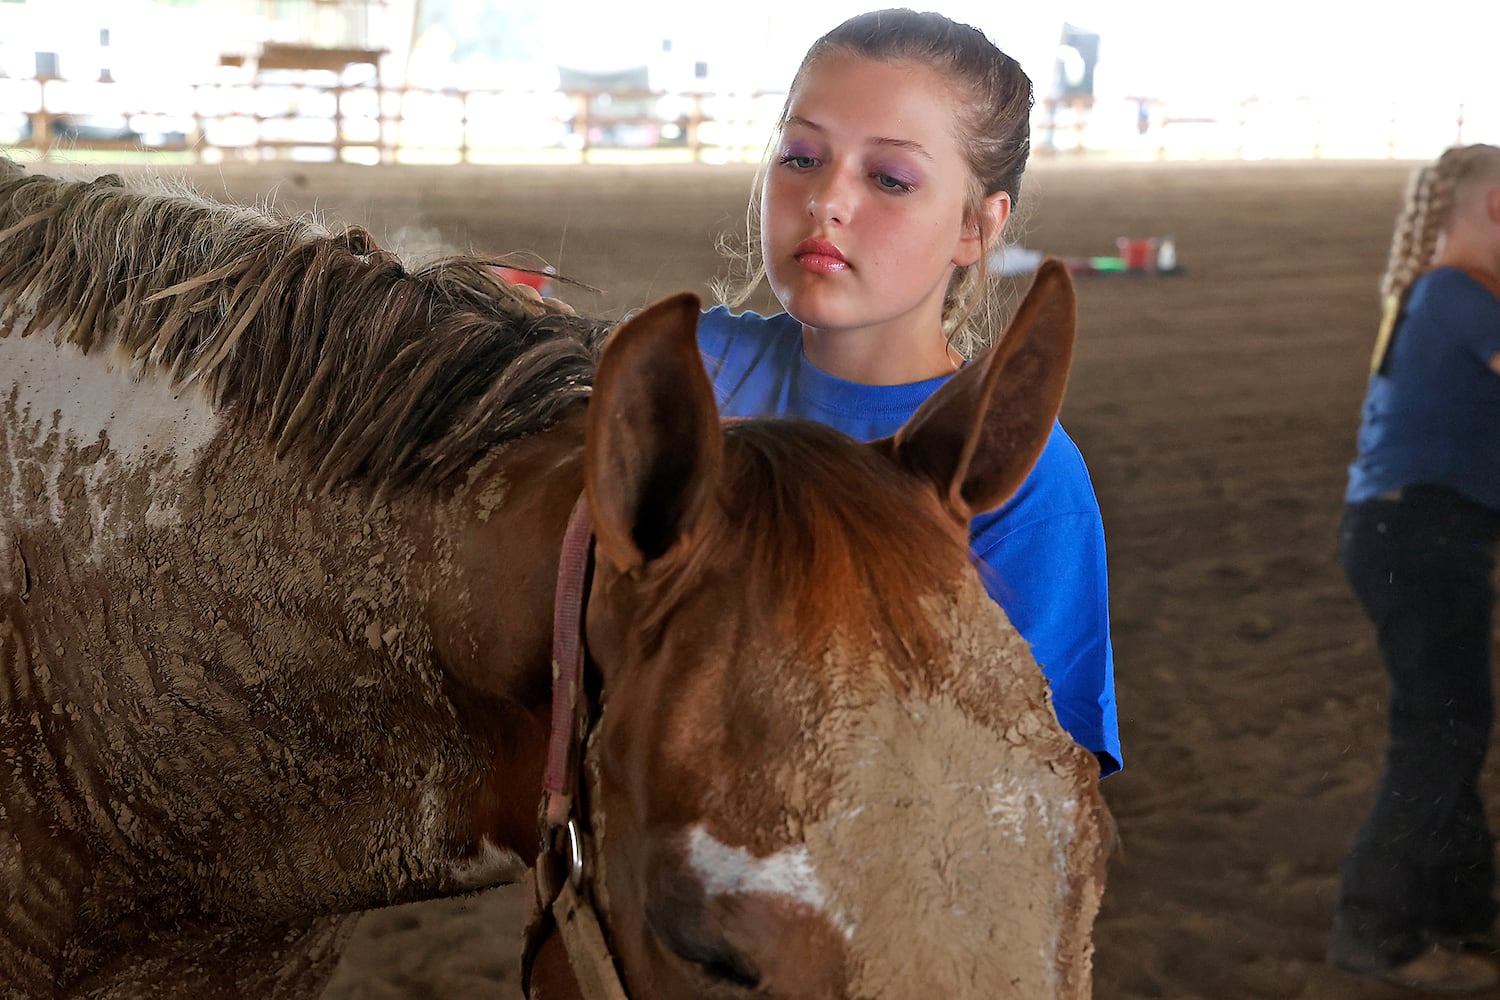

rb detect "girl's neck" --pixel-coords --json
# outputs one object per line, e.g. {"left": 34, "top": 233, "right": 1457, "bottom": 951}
{"left": 1433, "top": 231, "right": 1500, "bottom": 280}
{"left": 800, "top": 323, "right": 962, "bottom": 385}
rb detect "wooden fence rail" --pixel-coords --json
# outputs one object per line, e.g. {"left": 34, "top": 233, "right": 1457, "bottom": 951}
{"left": 1, "top": 76, "right": 783, "bottom": 164}
{"left": 3, "top": 75, "right": 1491, "bottom": 163}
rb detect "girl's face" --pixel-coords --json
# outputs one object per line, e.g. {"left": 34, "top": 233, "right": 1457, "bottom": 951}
{"left": 761, "top": 54, "right": 1006, "bottom": 346}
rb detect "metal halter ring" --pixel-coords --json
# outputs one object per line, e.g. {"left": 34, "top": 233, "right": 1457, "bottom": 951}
{"left": 565, "top": 817, "right": 585, "bottom": 889}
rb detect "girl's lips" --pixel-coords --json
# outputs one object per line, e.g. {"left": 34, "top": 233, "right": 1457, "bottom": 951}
{"left": 794, "top": 238, "right": 849, "bottom": 274}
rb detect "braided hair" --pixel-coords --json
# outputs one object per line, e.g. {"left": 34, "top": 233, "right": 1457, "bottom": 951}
{"left": 1372, "top": 144, "right": 1500, "bottom": 371}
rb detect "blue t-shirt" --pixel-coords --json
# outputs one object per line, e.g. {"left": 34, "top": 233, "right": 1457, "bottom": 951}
{"left": 1346, "top": 267, "right": 1500, "bottom": 510}
{"left": 699, "top": 305, "right": 1122, "bottom": 776}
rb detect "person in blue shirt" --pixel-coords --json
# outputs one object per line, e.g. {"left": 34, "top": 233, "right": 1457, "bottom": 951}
{"left": 502, "top": 10, "right": 1119, "bottom": 779}
{"left": 701, "top": 9, "right": 1119, "bottom": 777}
{"left": 1329, "top": 143, "right": 1500, "bottom": 993}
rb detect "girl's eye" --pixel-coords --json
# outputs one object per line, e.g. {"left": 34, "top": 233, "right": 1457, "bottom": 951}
{"left": 874, "top": 172, "right": 914, "bottom": 193}
{"left": 778, "top": 152, "right": 817, "bottom": 170}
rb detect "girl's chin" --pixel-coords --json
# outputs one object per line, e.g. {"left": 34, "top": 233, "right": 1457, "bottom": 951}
{"left": 781, "top": 306, "right": 852, "bottom": 332}
{"left": 771, "top": 289, "right": 853, "bottom": 330}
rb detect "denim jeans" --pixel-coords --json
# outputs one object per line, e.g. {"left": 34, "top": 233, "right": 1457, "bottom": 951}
{"left": 1333, "top": 484, "right": 1500, "bottom": 964}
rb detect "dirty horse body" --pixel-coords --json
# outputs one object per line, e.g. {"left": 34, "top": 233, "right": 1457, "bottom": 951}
{"left": 0, "top": 160, "right": 1109, "bottom": 999}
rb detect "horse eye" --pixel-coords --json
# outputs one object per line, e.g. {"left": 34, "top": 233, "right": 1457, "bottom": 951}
{"left": 698, "top": 951, "right": 760, "bottom": 989}
{"left": 649, "top": 904, "right": 761, "bottom": 990}
{"left": 645, "top": 864, "right": 762, "bottom": 990}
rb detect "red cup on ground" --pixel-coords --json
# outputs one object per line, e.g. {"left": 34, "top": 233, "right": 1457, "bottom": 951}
{"left": 1116, "top": 237, "right": 1157, "bottom": 271}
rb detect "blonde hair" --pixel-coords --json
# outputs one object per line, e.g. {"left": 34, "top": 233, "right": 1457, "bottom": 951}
{"left": 713, "top": 9, "right": 1033, "bottom": 359}
{"left": 1381, "top": 144, "right": 1500, "bottom": 305}
{"left": 1371, "top": 144, "right": 1500, "bottom": 371}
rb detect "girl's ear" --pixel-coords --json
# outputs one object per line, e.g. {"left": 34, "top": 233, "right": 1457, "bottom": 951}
{"left": 953, "top": 190, "right": 1012, "bottom": 268}
{"left": 1486, "top": 186, "right": 1500, "bottom": 228}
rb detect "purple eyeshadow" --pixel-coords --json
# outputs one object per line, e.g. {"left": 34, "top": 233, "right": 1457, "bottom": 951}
{"left": 876, "top": 164, "right": 919, "bottom": 188}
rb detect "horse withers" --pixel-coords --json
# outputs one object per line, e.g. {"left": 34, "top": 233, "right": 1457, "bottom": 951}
{"left": 0, "top": 158, "right": 1109, "bottom": 998}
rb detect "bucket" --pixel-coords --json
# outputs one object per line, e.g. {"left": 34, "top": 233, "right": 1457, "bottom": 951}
{"left": 1115, "top": 237, "right": 1158, "bottom": 271}
{"left": 494, "top": 265, "right": 554, "bottom": 297}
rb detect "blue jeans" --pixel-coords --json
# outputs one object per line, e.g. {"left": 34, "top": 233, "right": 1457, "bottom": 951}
{"left": 1334, "top": 484, "right": 1500, "bottom": 964}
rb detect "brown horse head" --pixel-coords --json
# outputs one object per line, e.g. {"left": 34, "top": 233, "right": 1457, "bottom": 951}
{"left": 550, "top": 261, "right": 1108, "bottom": 999}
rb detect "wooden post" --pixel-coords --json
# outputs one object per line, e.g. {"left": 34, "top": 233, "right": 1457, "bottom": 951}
{"left": 372, "top": 58, "right": 385, "bottom": 163}
{"left": 334, "top": 83, "right": 345, "bottom": 160}
{"left": 395, "top": 82, "right": 410, "bottom": 163}
{"left": 688, "top": 92, "right": 703, "bottom": 162}
{"left": 397, "top": 0, "right": 423, "bottom": 165}
{"left": 1072, "top": 97, "right": 1090, "bottom": 155}
{"left": 574, "top": 91, "right": 590, "bottom": 161}
{"left": 460, "top": 88, "right": 470, "bottom": 164}
{"left": 192, "top": 82, "right": 204, "bottom": 163}
{"left": 36, "top": 79, "right": 54, "bottom": 160}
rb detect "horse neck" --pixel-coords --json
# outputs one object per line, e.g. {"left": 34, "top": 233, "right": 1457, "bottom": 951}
{"left": 410, "top": 416, "right": 589, "bottom": 855}
{"left": 1, "top": 334, "right": 586, "bottom": 916}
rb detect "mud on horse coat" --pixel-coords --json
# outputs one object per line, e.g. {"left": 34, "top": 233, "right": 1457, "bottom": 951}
{"left": 0, "top": 156, "right": 1110, "bottom": 999}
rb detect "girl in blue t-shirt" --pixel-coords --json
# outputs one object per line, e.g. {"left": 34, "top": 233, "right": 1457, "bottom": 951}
{"left": 1329, "top": 143, "right": 1500, "bottom": 993}
{"left": 699, "top": 10, "right": 1119, "bottom": 776}
{"left": 505, "top": 11, "right": 1120, "bottom": 778}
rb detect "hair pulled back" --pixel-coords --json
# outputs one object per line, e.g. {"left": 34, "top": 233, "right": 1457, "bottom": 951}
{"left": 716, "top": 8, "right": 1034, "bottom": 357}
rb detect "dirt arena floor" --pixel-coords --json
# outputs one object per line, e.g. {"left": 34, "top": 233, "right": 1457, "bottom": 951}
{"left": 43, "top": 153, "right": 1490, "bottom": 998}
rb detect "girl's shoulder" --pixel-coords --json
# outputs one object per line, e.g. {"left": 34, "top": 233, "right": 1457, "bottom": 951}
{"left": 1415, "top": 266, "right": 1500, "bottom": 310}
{"left": 1014, "top": 423, "right": 1101, "bottom": 513}
{"left": 698, "top": 304, "right": 799, "bottom": 350}
{"left": 1407, "top": 268, "right": 1500, "bottom": 353}
{"left": 971, "top": 422, "right": 1102, "bottom": 536}
{"left": 698, "top": 305, "right": 803, "bottom": 385}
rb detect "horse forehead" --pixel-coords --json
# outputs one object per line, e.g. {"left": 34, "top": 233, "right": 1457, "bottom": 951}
{"left": 680, "top": 581, "right": 1026, "bottom": 805}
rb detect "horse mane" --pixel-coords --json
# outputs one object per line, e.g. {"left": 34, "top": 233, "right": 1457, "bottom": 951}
{"left": 647, "top": 419, "right": 973, "bottom": 660}
{"left": 0, "top": 157, "right": 613, "bottom": 496}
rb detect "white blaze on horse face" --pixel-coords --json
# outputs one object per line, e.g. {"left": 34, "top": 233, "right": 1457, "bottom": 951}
{"left": 686, "top": 824, "right": 850, "bottom": 935}
{"left": 1, "top": 329, "right": 220, "bottom": 560}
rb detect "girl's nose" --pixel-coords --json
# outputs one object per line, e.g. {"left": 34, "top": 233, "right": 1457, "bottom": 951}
{"left": 807, "top": 170, "right": 852, "bottom": 225}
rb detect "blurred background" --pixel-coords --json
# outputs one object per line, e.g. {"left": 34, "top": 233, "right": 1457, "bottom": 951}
{"left": 4, "top": 0, "right": 1498, "bottom": 166}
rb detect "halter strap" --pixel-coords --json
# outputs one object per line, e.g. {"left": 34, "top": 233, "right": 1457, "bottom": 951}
{"left": 521, "top": 492, "right": 632, "bottom": 1000}
{"left": 544, "top": 493, "right": 594, "bottom": 829}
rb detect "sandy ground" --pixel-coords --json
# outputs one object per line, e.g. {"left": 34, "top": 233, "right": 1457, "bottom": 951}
{"left": 48, "top": 154, "right": 1489, "bottom": 998}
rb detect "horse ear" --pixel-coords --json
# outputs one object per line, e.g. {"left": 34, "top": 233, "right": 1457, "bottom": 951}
{"left": 586, "top": 292, "right": 721, "bottom": 573}
{"left": 876, "top": 259, "right": 1076, "bottom": 520}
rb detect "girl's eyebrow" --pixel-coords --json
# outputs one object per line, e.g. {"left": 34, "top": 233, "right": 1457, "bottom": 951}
{"left": 784, "top": 115, "right": 934, "bottom": 161}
